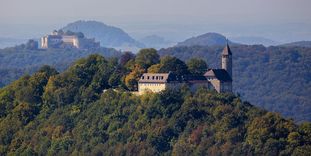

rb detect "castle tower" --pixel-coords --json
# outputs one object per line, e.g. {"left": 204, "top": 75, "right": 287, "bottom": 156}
{"left": 221, "top": 42, "right": 232, "bottom": 79}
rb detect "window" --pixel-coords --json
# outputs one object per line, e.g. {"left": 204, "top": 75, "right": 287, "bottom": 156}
{"left": 152, "top": 76, "right": 155, "bottom": 79}
{"left": 147, "top": 76, "right": 150, "bottom": 79}
{"left": 142, "top": 76, "right": 144, "bottom": 79}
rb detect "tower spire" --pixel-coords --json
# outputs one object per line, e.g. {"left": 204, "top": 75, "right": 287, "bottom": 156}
{"left": 221, "top": 41, "right": 232, "bottom": 79}
{"left": 222, "top": 39, "right": 232, "bottom": 55}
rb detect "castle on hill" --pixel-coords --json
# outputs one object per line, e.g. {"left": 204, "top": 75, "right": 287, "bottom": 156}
{"left": 40, "top": 30, "right": 100, "bottom": 49}
{"left": 137, "top": 44, "right": 233, "bottom": 94}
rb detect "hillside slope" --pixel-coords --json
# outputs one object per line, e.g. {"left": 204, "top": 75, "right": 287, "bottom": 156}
{"left": 0, "top": 55, "right": 310, "bottom": 155}
{"left": 279, "top": 41, "right": 311, "bottom": 48}
{"left": 62, "top": 20, "right": 144, "bottom": 50}
{"left": 159, "top": 45, "right": 311, "bottom": 122}
{"left": 176, "top": 32, "right": 238, "bottom": 47}
{"left": 0, "top": 45, "right": 121, "bottom": 87}
{"left": 230, "top": 36, "right": 279, "bottom": 46}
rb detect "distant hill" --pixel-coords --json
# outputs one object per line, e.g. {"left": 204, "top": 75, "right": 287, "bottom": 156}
{"left": 139, "top": 35, "right": 174, "bottom": 49}
{"left": 0, "top": 45, "right": 121, "bottom": 87}
{"left": 176, "top": 32, "right": 238, "bottom": 47}
{"left": 279, "top": 41, "right": 311, "bottom": 48}
{"left": 230, "top": 36, "right": 279, "bottom": 46}
{"left": 62, "top": 20, "right": 144, "bottom": 51}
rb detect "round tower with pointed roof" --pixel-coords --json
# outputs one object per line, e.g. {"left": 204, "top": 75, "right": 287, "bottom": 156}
{"left": 221, "top": 42, "right": 232, "bottom": 79}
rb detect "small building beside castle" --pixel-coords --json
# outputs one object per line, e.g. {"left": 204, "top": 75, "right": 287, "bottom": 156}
{"left": 40, "top": 30, "right": 100, "bottom": 49}
{"left": 137, "top": 44, "right": 233, "bottom": 94}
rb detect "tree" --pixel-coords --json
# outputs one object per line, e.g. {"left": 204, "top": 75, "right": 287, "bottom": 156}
{"left": 119, "top": 52, "right": 135, "bottom": 66}
{"left": 57, "top": 29, "right": 65, "bottom": 35}
{"left": 38, "top": 65, "right": 59, "bottom": 77}
{"left": 25, "top": 40, "right": 38, "bottom": 50}
{"left": 135, "top": 48, "right": 160, "bottom": 69}
{"left": 147, "top": 64, "right": 161, "bottom": 73}
{"left": 187, "top": 58, "right": 208, "bottom": 75}
{"left": 76, "top": 32, "right": 85, "bottom": 38}
{"left": 124, "top": 65, "right": 145, "bottom": 91}
{"left": 65, "top": 30, "right": 75, "bottom": 36}
{"left": 159, "top": 56, "right": 189, "bottom": 75}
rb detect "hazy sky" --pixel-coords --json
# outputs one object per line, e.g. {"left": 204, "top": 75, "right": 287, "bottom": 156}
{"left": 1, "top": 0, "right": 311, "bottom": 42}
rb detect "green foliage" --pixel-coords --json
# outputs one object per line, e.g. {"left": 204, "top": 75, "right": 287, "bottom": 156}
{"left": 135, "top": 48, "right": 160, "bottom": 69}
{"left": 124, "top": 65, "right": 145, "bottom": 91}
{"left": 187, "top": 58, "right": 208, "bottom": 75}
{"left": 0, "top": 53, "right": 310, "bottom": 156}
{"left": 119, "top": 51, "right": 135, "bottom": 66}
{"left": 147, "top": 64, "right": 161, "bottom": 73}
{"left": 0, "top": 45, "right": 121, "bottom": 88}
{"left": 158, "top": 56, "right": 189, "bottom": 75}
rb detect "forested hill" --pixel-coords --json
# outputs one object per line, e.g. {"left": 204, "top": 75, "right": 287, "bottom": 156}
{"left": 158, "top": 45, "right": 311, "bottom": 122}
{"left": 176, "top": 33, "right": 238, "bottom": 47}
{"left": 0, "top": 54, "right": 310, "bottom": 155}
{"left": 0, "top": 45, "right": 121, "bottom": 87}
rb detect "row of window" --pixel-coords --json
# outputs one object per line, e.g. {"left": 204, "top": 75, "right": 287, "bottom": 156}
{"left": 140, "top": 83, "right": 163, "bottom": 86}
{"left": 141, "top": 75, "right": 164, "bottom": 80}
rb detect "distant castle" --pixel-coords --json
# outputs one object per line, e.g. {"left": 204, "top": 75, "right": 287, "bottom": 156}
{"left": 137, "top": 44, "right": 233, "bottom": 94}
{"left": 40, "top": 30, "right": 100, "bottom": 49}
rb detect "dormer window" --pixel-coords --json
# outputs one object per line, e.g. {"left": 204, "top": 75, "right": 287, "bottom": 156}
{"left": 142, "top": 76, "right": 144, "bottom": 79}
{"left": 152, "top": 76, "right": 155, "bottom": 79}
{"left": 147, "top": 76, "right": 150, "bottom": 79}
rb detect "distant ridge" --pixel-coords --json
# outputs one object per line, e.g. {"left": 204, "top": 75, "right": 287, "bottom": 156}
{"left": 230, "top": 36, "right": 279, "bottom": 46}
{"left": 176, "top": 32, "right": 238, "bottom": 47}
{"left": 278, "top": 41, "right": 311, "bottom": 48}
{"left": 62, "top": 20, "right": 144, "bottom": 51}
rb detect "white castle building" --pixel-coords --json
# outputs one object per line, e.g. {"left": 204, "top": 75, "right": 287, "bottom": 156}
{"left": 40, "top": 30, "right": 99, "bottom": 49}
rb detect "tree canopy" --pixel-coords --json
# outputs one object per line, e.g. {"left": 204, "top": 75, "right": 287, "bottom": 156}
{"left": 158, "top": 56, "right": 189, "bottom": 75}
{"left": 186, "top": 58, "right": 208, "bottom": 75}
{"left": 135, "top": 48, "right": 160, "bottom": 69}
{"left": 0, "top": 53, "right": 310, "bottom": 155}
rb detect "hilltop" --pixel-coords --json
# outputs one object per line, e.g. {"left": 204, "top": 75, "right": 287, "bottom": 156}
{"left": 176, "top": 32, "right": 238, "bottom": 47}
{"left": 0, "top": 53, "right": 310, "bottom": 155}
{"left": 62, "top": 20, "right": 144, "bottom": 50}
{"left": 230, "top": 36, "right": 279, "bottom": 46}
{"left": 279, "top": 41, "right": 311, "bottom": 48}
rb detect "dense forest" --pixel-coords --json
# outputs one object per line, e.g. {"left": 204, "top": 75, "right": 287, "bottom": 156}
{"left": 0, "top": 52, "right": 310, "bottom": 155}
{"left": 1, "top": 43, "right": 311, "bottom": 123}
{"left": 158, "top": 45, "right": 311, "bottom": 122}
{"left": 0, "top": 44, "right": 121, "bottom": 87}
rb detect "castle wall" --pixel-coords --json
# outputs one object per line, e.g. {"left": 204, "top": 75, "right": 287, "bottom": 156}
{"left": 222, "top": 55, "right": 232, "bottom": 78}
{"left": 138, "top": 81, "right": 214, "bottom": 95}
{"left": 210, "top": 79, "right": 221, "bottom": 92}
{"left": 40, "top": 33, "right": 99, "bottom": 49}
{"left": 138, "top": 82, "right": 167, "bottom": 94}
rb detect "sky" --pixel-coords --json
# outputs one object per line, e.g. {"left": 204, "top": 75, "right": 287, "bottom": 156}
{"left": 0, "top": 0, "right": 311, "bottom": 43}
